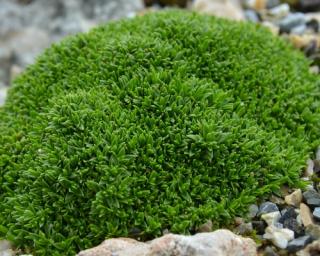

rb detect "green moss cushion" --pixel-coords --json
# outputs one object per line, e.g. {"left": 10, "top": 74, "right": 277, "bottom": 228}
{"left": 0, "top": 10, "right": 319, "bottom": 255}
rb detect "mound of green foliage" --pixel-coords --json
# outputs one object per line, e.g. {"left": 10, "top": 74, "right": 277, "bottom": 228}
{"left": 0, "top": 10, "right": 319, "bottom": 255}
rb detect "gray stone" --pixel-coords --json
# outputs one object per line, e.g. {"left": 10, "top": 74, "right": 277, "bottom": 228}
{"left": 287, "top": 235, "right": 313, "bottom": 253}
{"left": 291, "top": 24, "right": 307, "bottom": 35}
{"left": 283, "top": 218, "right": 305, "bottom": 237}
{"left": 0, "top": 240, "right": 11, "bottom": 251}
{"left": 278, "top": 13, "right": 306, "bottom": 34}
{"left": 248, "top": 204, "right": 259, "bottom": 218}
{"left": 197, "top": 220, "right": 213, "bottom": 233}
{"left": 306, "top": 198, "right": 320, "bottom": 208}
{"left": 245, "top": 10, "right": 260, "bottom": 23}
{"left": 266, "top": 0, "right": 280, "bottom": 9}
{"left": 235, "top": 222, "right": 253, "bottom": 236}
{"left": 279, "top": 207, "right": 297, "bottom": 224}
{"left": 306, "top": 224, "right": 320, "bottom": 240}
{"left": 313, "top": 207, "right": 320, "bottom": 220}
{"left": 258, "top": 202, "right": 279, "bottom": 216}
{"left": 263, "top": 246, "right": 278, "bottom": 256}
{"left": 303, "top": 189, "right": 320, "bottom": 201}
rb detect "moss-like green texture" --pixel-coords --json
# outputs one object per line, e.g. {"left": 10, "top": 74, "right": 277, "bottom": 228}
{"left": 0, "top": 10, "right": 319, "bottom": 255}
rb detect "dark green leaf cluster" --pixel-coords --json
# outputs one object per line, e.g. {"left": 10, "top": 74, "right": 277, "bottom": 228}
{"left": 0, "top": 10, "right": 319, "bottom": 255}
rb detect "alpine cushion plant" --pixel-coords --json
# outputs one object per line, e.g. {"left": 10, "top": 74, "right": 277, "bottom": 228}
{"left": 0, "top": 10, "right": 319, "bottom": 255}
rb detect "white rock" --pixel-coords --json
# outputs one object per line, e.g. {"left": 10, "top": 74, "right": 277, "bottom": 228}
{"left": 317, "top": 147, "right": 320, "bottom": 161}
{"left": 268, "top": 3, "right": 290, "bottom": 18}
{"left": 193, "top": 0, "right": 245, "bottom": 21}
{"left": 305, "top": 159, "right": 314, "bottom": 177}
{"left": 77, "top": 230, "right": 257, "bottom": 256}
{"left": 285, "top": 189, "right": 302, "bottom": 207}
{"left": 261, "top": 211, "right": 281, "bottom": 226}
{"left": 0, "top": 250, "right": 13, "bottom": 256}
{"left": 263, "top": 226, "right": 294, "bottom": 249}
{"left": 0, "top": 240, "right": 11, "bottom": 251}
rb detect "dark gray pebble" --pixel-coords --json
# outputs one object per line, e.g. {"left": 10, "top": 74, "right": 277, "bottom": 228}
{"left": 283, "top": 218, "right": 305, "bottom": 237}
{"left": 266, "top": 0, "right": 280, "bottom": 9}
{"left": 258, "top": 202, "right": 279, "bottom": 216}
{"left": 306, "top": 198, "right": 320, "bottom": 209}
{"left": 287, "top": 235, "right": 313, "bottom": 253}
{"left": 245, "top": 10, "right": 260, "bottom": 23}
{"left": 279, "top": 207, "right": 297, "bottom": 224}
{"left": 303, "top": 189, "right": 320, "bottom": 201}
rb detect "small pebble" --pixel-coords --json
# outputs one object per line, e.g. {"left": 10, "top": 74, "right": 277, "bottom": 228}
{"left": 303, "top": 189, "right": 320, "bottom": 201}
{"left": 287, "top": 235, "right": 313, "bottom": 253}
{"left": 262, "top": 211, "right": 281, "bottom": 226}
{"left": 283, "top": 218, "right": 305, "bottom": 237}
{"left": 266, "top": 0, "right": 279, "bottom": 9}
{"left": 245, "top": 9, "right": 260, "bottom": 22}
{"left": 300, "top": 203, "right": 314, "bottom": 227}
{"left": 197, "top": 220, "right": 212, "bottom": 232}
{"left": 235, "top": 222, "right": 253, "bottom": 235}
{"left": 263, "top": 226, "right": 294, "bottom": 249}
{"left": 248, "top": 204, "right": 259, "bottom": 218}
{"left": 306, "top": 198, "right": 320, "bottom": 209}
{"left": 234, "top": 217, "right": 244, "bottom": 226}
{"left": 285, "top": 189, "right": 302, "bottom": 207}
{"left": 270, "top": 195, "right": 285, "bottom": 206}
{"left": 263, "top": 245, "right": 278, "bottom": 256}
{"left": 268, "top": 3, "right": 290, "bottom": 18}
{"left": 306, "top": 224, "right": 320, "bottom": 240}
{"left": 305, "top": 159, "right": 315, "bottom": 177}
{"left": 279, "top": 207, "right": 297, "bottom": 224}
{"left": 291, "top": 24, "right": 307, "bottom": 35}
{"left": 258, "top": 202, "right": 279, "bottom": 216}
{"left": 278, "top": 13, "right": 306, "bottom": 34}
{"left": 312, "top": 207, "right": 320, "bottom": 221}
{"left": 0, "top": 241, "right": 11, "bottom": 251}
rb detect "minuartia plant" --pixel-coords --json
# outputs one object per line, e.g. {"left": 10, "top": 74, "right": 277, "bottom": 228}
{"left": 0, "top": 10, "right": 319, "bottom": 255}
